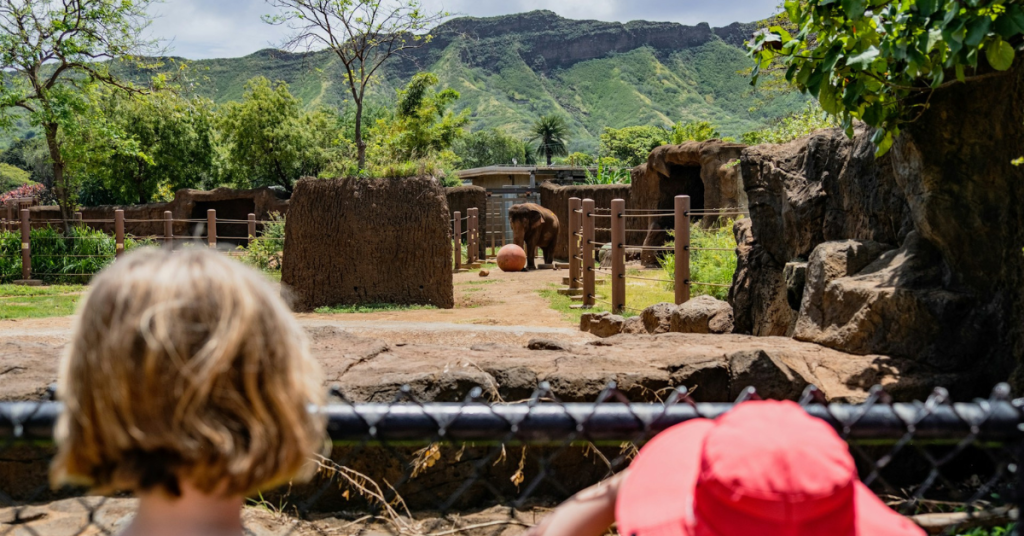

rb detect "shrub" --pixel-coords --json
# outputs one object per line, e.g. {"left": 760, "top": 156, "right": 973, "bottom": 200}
{"left": 0, "top": 226, "right": 153, "bottom": 284}
{"left": 0, "top": 182, "right": 45, "bottom": 205}
{"left": 659, "top": 220, "right": 739, "bottom": 300}
{"left": 237, "top": 212, "right": 285, "bottom": 272}
{"left": 741, "top": 103, "right": 838, "bottom": 146}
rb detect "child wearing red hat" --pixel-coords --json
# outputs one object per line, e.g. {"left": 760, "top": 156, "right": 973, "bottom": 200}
{"left": 527, "top": 400, "right": 924, "bottom": 536}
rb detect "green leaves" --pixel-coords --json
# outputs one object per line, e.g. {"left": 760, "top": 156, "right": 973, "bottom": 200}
{"left": 749, "top": 0, "right": 1024, "bottom": 157}
{"left": 985, "top": 37, "right": 1015, "bottom": 71}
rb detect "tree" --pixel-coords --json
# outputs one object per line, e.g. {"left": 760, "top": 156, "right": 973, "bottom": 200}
{"left": 599, "top": 125, "right": 667, "bottom": 167}
{"left": 78, "top": 90, "right": 217, "bottom": 204}
{"left": 669, "top": 121, "right": 721, "bottom": 144}
{"left": 265, "top": 0, "right": 449, "bottom": 170}
{"left": 453, "top": 129, "right": 528, "bottom": 169}
{"left": 0, "top": 0, "right": 157, "bottom": 221}
{"left": 750, "top": 0, "right": 1024, "bottom": 155}
{"left": 378, "top": 72, "right": 468, "bottom": 160}
{"left": 530, "top": 115, "right": 570, "bottom": 166}
{"left": 219, "top": 77, "right": 343, "bottom": 192}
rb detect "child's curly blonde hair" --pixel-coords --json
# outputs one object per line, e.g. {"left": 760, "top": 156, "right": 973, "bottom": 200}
{"left": 51, "top": 248, "right": 326, "bottom": 496}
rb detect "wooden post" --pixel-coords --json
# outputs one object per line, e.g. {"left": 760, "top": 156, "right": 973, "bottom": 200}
{"left": 611, "top": 199, "right": 626, "bottom": 314}
{"left": 207, "top": 209, "right": 217, "bottom": 249}
{"left": 453, "top": 211, "right": 462, "bottom": 272}
{"left": 20, "top": 209, "right": 30, "bottom": 280}
{"left": 164, "top": 211, "right": 173, "bottom": 249}
{"left": 114, "top": 210, "right": 125, "bottom": 259}
{"left": 73, "top": 212, "right": 82, "bottom": 230}
{"left": 248, "top": 213, "right": 257, "bottom": 246}
{"left": 568, "top": 197, "right": 582, "bottom": 290}
{"left": 468, "top": 208, "right": 478, "bottom": 264}
{"left": 676, "top": 195, "right": 691, "bottom": 305}
{"left": 582, "top": 199, "right": 595, "bottom": 308}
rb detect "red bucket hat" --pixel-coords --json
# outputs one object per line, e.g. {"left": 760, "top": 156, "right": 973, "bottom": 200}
{"left": 616, "top": 400, "right": 924, "bottom": 536}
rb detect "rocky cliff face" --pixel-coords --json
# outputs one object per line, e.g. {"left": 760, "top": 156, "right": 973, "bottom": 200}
{"left": 732, "top": 59, "right": 1024, "bottom": 393}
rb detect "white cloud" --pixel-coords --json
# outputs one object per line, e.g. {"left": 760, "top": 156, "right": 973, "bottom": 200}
{"left": 147, "top": 0, "right": 780, "bottom": 60}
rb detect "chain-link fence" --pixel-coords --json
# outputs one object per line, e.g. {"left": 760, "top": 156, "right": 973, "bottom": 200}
{"left": 2, "top": 382, "right": 1021, "bottom": 535}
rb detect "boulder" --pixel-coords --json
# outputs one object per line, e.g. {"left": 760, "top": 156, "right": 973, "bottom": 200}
{"left": 621, "top": 316, "right": 647, "bottom": 334}
{"left": 794, "top": 233, "right": 979, "bottom": 370}
{"left": 641, "top": 302, "right": 676, "bottom": 334}
{"left": 783, "top": 262, "right": 807, "bottom": 311}
{"left": 671, "top": 295, "right": 734, "bottom": 334}
{"left": 527, "top": 338, "right": 571, "bottom": 351}
{"left": 589, "top": 313, "right": 626, "bottom": 338}
{"left": 728, "top": 219, "right": 795, "bottom": 336}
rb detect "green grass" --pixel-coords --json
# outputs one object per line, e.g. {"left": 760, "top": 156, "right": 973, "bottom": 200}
{"left": 660, "top": 221, "right": 739, "bottom": 301}
{"left": 539, "top": 270, "right": 677, "bottom": 323}
{"left": 313, "top": 303, "right": 439, "bottom": 314}
{"left": 0, "top": 284, "right": 85, "bottom": 319}
{"left": 956, "top": 524, "right": 1014, "bottom": 536}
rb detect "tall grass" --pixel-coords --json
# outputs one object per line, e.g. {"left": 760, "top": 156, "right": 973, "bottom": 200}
{"left": 659, "top": 220, "right": 738, "bottom": 301}
{"left": 237, "top": 212, "right": 285, "bottom": 272}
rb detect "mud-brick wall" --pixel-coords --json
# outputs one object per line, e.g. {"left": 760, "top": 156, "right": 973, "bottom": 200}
{"left": 539, "top": 182, "right": 632, "bottom": 261}
{"left": 282, "top": 177, "right": 454, "bottom": 312}
{"left": 445, "top": 186, "right": 486, "bottom": 260}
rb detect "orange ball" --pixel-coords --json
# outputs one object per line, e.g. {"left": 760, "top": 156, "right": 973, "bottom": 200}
{"left": 497, "top": 244, "right": 527, "bottom": 272}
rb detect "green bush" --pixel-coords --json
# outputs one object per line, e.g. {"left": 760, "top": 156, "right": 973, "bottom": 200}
{"left": 237, "top": 212, "right": 285, "bottom": 272}
{"left": 0, "top": 226, "right": 154, "bottom": 284}
{"left": 659, "top": 220, "right": 739, "bottom": 300}
{"left": 741, "top": 104, "right": 838, "bottom": 146}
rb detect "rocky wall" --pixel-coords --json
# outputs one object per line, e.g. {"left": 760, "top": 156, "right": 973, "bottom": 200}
{"left": 733, "top": 57, "right": 1024, "bottom": 392}
{"left": 282, "top": 177, "right": 454, "bottom": 312}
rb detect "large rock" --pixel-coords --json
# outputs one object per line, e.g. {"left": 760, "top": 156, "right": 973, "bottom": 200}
{"left": 621, "top": 316, "right": 646, "bottom": 334}
{"left": 641, "top": 302, "right": 676, "bottom": 334}
{"left": 728, "top": 218, "right": 795, "bottom": 336}
{"left": 794, "top": 233, "right": 980, "bottom": 370}
{"left": 581, "top": 312, "right": 625, "bottom": 338}
{"left": 671, "top": 295, "right": 734, "bottom": 334}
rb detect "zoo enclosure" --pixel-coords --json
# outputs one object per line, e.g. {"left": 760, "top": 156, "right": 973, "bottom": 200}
{"left": 484, "top": 187, "right": 540, "bottom": 258}
{"left": 0, "top": 208, "right": 283, "bottom": 283}
{"left": 0, "top": 382, "right": 1020, "bottom": 535}
{"left": 566, "top": 196, "right": 748, "bottom": 314}
{"left": 451, "top": 208, "right": 482, "bottom": 272}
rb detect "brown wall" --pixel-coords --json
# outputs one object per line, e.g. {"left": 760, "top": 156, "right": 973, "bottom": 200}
{"left": 15, "top": 187, "right": 288, "bottom": 239}
{"left": 538, "top": 182, "right": 632, "bottom": 261}
{"left": 282, "top": 177, "right": 454, "bottom": 312}
{"left": 445, "top": 186, "right": 487, "bottom": 259}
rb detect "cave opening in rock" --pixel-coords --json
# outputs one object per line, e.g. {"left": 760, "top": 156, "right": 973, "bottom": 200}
{"left": 191, "top": 198, "right": 257, "bottom": 245}
{"left": 662, "top": 164, "right": 705, "bottom": 211}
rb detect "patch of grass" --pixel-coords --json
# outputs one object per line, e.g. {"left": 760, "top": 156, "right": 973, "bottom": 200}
{"left": 313, "top": 303, "right": 439, "bottom": 314}
{"left": 958, "top": 525, "right": 1014, "bottom": 536}
{"left": 458, "top": 278, "right": 499, "bottom": 286}
{"left": 0, "top": 284, "right": 85, "bottom": 319}
{"left": 660, "top": 221, "right": 739, "bottom": 301}
{"left": 539, "top": 272, "right": 677, "bottom": 323}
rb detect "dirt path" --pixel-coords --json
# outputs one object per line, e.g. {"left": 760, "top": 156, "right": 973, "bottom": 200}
{"left": 0, "top": 266, "right": 574, "bottom": 340}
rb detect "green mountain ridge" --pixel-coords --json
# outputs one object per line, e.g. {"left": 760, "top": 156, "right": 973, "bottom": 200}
{"left": 3, "top": 11, "right": 804, "bottom": 152}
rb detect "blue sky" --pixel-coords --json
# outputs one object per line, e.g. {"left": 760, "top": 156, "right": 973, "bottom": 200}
{"left": 147, "top": 0, "right": 781, "bottom": 60}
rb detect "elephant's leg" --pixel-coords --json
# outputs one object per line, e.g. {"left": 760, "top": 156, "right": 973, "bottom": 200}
{"left": 543, "top": 244, "right": 554, "bottom": 266}
{"left": 527, "top": 240, "right": 538, "bottom": 270}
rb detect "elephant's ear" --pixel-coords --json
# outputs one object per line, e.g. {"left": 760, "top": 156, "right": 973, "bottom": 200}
{"left": 531, "top": 214, "right": 546, "bottom": 229}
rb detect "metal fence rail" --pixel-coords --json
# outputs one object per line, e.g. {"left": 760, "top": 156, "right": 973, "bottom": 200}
{"left": 0, "top": 382, "right": 1021, "bottom": 535}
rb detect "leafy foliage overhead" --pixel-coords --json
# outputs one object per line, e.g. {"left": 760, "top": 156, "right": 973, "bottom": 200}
{"left": 750, "top": 0, "right": 1024, "bottom": 155}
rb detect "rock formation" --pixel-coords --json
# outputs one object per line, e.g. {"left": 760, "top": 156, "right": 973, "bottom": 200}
{"left": 732, "top": 58, "right": 1024, "bottom": 392}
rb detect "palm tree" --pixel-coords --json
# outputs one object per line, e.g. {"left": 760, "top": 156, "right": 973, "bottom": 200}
{"left": 529, "top": 115, "right": 570, "bottom": 165}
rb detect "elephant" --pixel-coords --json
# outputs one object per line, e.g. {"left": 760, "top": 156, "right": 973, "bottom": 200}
{"left": 509, "top": 203, "right": 560, "bottom": 270}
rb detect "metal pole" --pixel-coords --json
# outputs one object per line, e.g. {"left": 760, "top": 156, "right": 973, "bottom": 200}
{"left": 164, "top": 211, "right": 173, "bottom": 249}
{"left": 611, "top": 199, "right": 625, "bottom": 314}
{"left": 453, "top": 211, "right": 462, "bottom": 272}
{"left": 582, "top": 199, "right": 595, "bottom": 308}
{"left": 248, "top": 213, "right": 256, "bottom": 247}
{"left": 114, "top": 210, "right": 125, "bottom": 259}
{"left": 568, "top": 197, "right": 581, "bottom": 290}
{"left": 676, "top": 195, "right": 691, "bottom": 305}
{"left": 207, "top": 209, "right": 216, "bottom": 249}
{"left": 20, "top": 209, "right": 30, "bottom": 280}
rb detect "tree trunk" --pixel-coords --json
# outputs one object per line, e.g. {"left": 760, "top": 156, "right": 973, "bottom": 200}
{"left": 355, "top": 100, "right": 367, "bottom": 171}
{"left": 546, "top": 149, "right": 552, "bottom": 166}
{"left": 43, "top": 122, "right": 72, "bottom": 226}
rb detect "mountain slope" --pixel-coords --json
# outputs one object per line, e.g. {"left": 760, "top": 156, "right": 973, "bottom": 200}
{"left": 3, "top": 11, "right": 802, "bottom": 152}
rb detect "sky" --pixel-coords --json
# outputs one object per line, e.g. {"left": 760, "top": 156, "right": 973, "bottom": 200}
{"left": 147, "top": 0, "right": 781, "bottom": 60}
